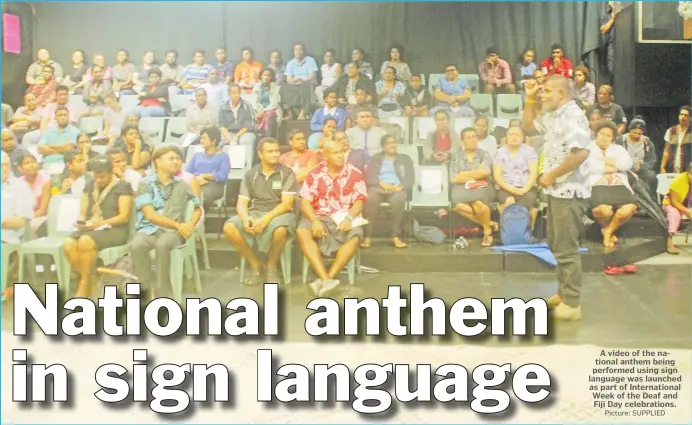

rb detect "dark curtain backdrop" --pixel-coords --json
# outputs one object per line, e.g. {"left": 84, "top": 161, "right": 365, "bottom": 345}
{"left": 34, "top": 2, "right": 601, "bottom": 78}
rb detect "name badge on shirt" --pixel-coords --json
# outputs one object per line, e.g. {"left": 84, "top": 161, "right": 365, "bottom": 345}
{"left": 271, "top": 180, "right": 282, "bottom": 190}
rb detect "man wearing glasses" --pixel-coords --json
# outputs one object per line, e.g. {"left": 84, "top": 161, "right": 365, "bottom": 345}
{"left": 430, "top": 64, "right": 474, "bottom": 118}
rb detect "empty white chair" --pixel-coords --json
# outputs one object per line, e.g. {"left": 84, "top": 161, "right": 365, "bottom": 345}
{"left": 380, "top": 116, "right": 410, "bottom": 144}
{"left": 413, "top": 117, "right": 436, "bottom": 144}
{"left": 79, "top": 116, "right": 104, "bottom": 136}
{"left": 453, "top": 117, "right": 473, "bottom": 132}
{"left": 470, "top": 94, "right": 493, "bottom": 116}
{"left": 164, "top": 117, "right": 188, "bottom": 145}
{"left": 656, "top": 173, "right": 678, "bottom": 204}
{"left": 138, "top": 117, "right": 166, "bottom": 146}
{"left": 496, "top": 94, "right": 523, "bottom": 118}
{"left": 170, "top": 94, "right": 192, "bottom": 115}
{"left": 460, "top": 74, "right": 480, "bottom": 93}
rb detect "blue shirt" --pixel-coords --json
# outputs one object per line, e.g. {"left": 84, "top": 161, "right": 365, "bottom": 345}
{"left": 519, "top": 63, "right": 537, "bottom": 81}
{"left": 307, "top": 132, "right": 324, "bottom": 151}
{"left": 135, "top": 174, "right": 201, "bottom": 234}
{"left": 186, "top": 151, "right": 231, "bottom": 183}
{"left": 436, "top": 77, "right": 471, "bottom": 107}
{"left": 213, "top": 61, "right": 235, "bottom": 81}
{"left": 39, "top": 124, "right": 80, "bottom": 163}
{"left": 284, "top": 56, "right": 318, "bottom": 80}
{"left": 379, "top": 159, "right": 401, "bottom": 185}
{"left": 309, "top": 106, "right": 346, "bottom": 132}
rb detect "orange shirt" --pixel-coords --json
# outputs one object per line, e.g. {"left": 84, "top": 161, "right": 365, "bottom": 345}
{"left": 280, "top": 149, "right": 318, "bottom": 172}
{"left": 234, "top": 61, "right": 264, "bottom": 92}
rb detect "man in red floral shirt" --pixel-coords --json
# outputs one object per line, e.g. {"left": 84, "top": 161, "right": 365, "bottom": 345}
{"left": 297, "top": 140, "right": 368, "bottom": 297}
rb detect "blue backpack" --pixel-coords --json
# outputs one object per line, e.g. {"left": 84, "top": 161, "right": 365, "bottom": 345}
{"left": 500, "top": 204, "right": 532, "bottom": 246}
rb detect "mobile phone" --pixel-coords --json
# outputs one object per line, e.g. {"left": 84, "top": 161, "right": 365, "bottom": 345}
{"left": 76, "top": 220, "right": 86, "bottom": 226}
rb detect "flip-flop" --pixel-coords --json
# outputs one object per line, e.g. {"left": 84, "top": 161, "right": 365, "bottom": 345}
{"left": 604, "top": 265, "right": 623, "bottom": 275}
{"left": 623, "top": 264, "right": 638, "bottom": 274}
{"left": 481, "top": 235, "right": 494, "bottom": 247}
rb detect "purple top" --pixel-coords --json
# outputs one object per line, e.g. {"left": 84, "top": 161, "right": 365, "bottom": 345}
{"left": 493, "top": 144, "right": 538, "bottom": 188}
{"left": 186, "top": 151, "right": 231, "bottom": 183}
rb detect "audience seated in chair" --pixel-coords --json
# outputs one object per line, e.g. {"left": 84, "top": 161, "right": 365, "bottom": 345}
{"left": 380, "top": 44, "right": 411, "bottom": 83}
{"left": 345, "top": 88, "right": 378, "bottom": 128}
{"left": 297, "top": 140, "right": 367, "bottom": 296}
{"left": 251, "top": 68, "right": 282, "bottom": 137}
{"left": 479, "top": 46, "right": 515, "bottom": 95}
{"left": 280, "top": 129, "right": 318, "bottom": 183}
{"left": 75, "top": 133, "right": 99, "bottom": 162}
{"left": 108, "top": 114, "right": 154, "bottom": 148}
{"left": 430, "top": 64, "right": 474, "bottom": 118}
{"left": 351, "top": 48, "right": 374, "bottom": 80}
{"left": 23, "top": 85, "right": 76, "bottom": 146}
{"left": 661, "top": 106, "right": 691, "bottom": 174}
{"left": 662, "top": 163, "right": 692, "bottom": 254}
{"left": 132, "top": 51, "right": 157, "bottom": 94}
{"left": 82, "top": 65, "right": 113, "bottom": 117}
{"left": 310, "top": 89, "right": 346, "bottom": 132}
{"left": 336, "top": 131, "right": 366, "bottom": 172}
{"left": 212, "top": 47, "right": 235, "bottom": 85}
{"left": 1, "top": 129, "right": 30, "bottom": 176}
{"left": 362, "top": 134, "right": 414, "bottom": 249}
{"left": 572, "top": 65, "right": 596, "bottom": 108}
{"left": 493, "top": 126, "right": 539, "bottom": 229}
{"left": 234, "top": 47, "right": 263, "bottom": 94}
{"left": 451, "top": 127, "right": 496, "bottom": 247}
{"left": 180, "top": 50, "right": 212, "bottom": 94}
{"left": 333, "top": 62, "right": 376, "bottom": 108}
{"left": 197, "top": 68, "right": 228, "bottom": 111}
{"left": 102, "top": 92, "right": 130, "bottom": 139}
{"left": 2, "top": 103, "right": 14, "bottom": 128}
{"left": 615, "top": 116, "right": 657, "bottom": 194}
{"left": 345, "top": 109, "right": 387, "bottom": 157}
{"left": 30, "top": 65, "right": 59, "bottom": 108}
{"left": 402, "top": 74, "right": 430, "bottom": 118}
{"left": 106, "top": 147, "right": 127, "bottom": 179}
{"left": 133, "top": 68, "right": 168, "bottom": 118}
{"left": 129, "top": 145, "right": 202, "bottom": 292}
{"left": 180, "top": 88, "right": 218, "bottom": 148}
{"left": 25, "top": 48, "right": 63, "bottom": 93}
{"left": 224, "top": 137, "right": 297, "bottom": 285}
{"left": 51, "top": 149, "right": 91, "bottom": 196}
{"left": 114, "top": 124, "right": 152, "bottom": 173}
{"left": 376, "top": 66, "right": 406, "bottom": 118}
{"left": 9, "top": 94, "right": 42, "bottom": 141}
{"left": 38, "top": 106, "right": 80, "bottom": 165}
{"left": 267, "top": 50, "right": 285, "bottom": 86}
{"left": 540, "top": 43, "right": 573, "bottom": 78}
{"left": 425, "top": 109, "right": 457, "bottom": 165}
{"left": 587, "top": 108, "right": 604, "bottom": 139}
{"left": 281, "top": 43, "right": 318, "bottom": 121}
{"left": 160, "top": 49, "right": 184, "bottom": 97}
{"left": 475, "top": 115, "right": 498, "bottom": 158}
{"left": 514, "top": 47, "right": 537, "bottom": 93}
{"left": 218, "top": 84, "right": 257, "bottom": 147}
{"left": 186, "top": 127, "right": 230, "bottom": 210}
{"left": 17, "top": 153, "right": 51, "bottom": 238}
{"left": 315, "top": 49, "right": 342, "bottom": 106}
{"left": 587, "top": 85, "right": 627, "bottom": 135}
{"left": 587, "top": 120, "right": 637, "bottom": 248}
{"left": 63, "top": 154, "right": 133, "bottom": 298}
{"left": 308, "top": 117, "right": 337, "bottom": 151}
{"left": 111, "top": 49, "right": 137, "bottom": 96}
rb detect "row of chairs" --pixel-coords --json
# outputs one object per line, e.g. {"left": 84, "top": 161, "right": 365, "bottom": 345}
{"left": 380, "top": 115, "right": 515, "bottom": 146}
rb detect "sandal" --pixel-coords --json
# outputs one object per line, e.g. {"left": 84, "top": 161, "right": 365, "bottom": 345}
{"left": 604, "top": 265, "right": 623, "bottom": 275}
{"left": 243, "top": 268, "right": 265, "bottom": 286}
{"left": 481, "top": 235, "right": 494, "bottom": 247}
{"left": 391, "top": 237, "right": 407, "bottom": 249}
{"left": 623, "top": 264, "right": 637, "bottom": 274}
{"left": 360, "top": 238, "right": 372, "bottom": 249}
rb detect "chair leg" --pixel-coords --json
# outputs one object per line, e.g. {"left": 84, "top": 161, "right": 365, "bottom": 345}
{"left": 302, "top": 256, "right": 309, "bottom": 284}
{"left": 239, "top": 257, "right": 246, "bottom": 284}
{"left": 200, "top": 233, "right": 210, "bottom": 270}
{"left": 347, "top": 257, "right": 355, "bottom": 285}
{"left": 190, "top": 249, "right": 202, "bottom": 294}
{"left": 54, "top": 252, "right": 71, "bottom": 297}
{"left": 2, "top": 249, "right": 11, "bottom": 291}
{"left": 170, "top": 251, "right": 184, "bottom": 304}
{"left": 282, "top": 241, "right": 292, "bottom": 285}
{"left": 18, "top": 252, "right": 26, "bottom": 284}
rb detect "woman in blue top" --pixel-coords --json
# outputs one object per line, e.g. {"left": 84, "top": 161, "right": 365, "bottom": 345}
{"left": 514, "top": 47, "right": 537, "bottom": 95}
{"left": 186, "top": 126, "right": 230, "bottom": 210}
{"left": 376, "top": 66, "right": 406, "bottom": 118}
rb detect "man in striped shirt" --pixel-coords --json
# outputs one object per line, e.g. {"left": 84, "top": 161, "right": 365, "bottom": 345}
{"left": 179, "top": 50, "right": 211, "bottom": 94}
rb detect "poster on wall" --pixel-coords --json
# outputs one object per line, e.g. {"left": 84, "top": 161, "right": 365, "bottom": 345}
{"left": 3, "top": 13, "right": 21, "bottom": 54}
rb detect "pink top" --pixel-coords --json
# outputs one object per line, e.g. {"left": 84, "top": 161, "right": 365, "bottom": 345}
{"left": 22, "top": 171, "right": 49, "bottom": 213}
{"left": 177, "top": 170, "right": 205, "bottom": 228}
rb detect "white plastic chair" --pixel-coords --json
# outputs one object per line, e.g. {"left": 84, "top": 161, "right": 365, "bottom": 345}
{"left": 496, "top": 94, "right": 523, "bottom": 118}
{"left": 412, "top": 117, "right": 436, "bottom": 144}
{"left": 79, "top": 116, "right": 104, "bottom": 136}
{"left": 427, "top": 74, "right": 445, "bottom": 94}
{"left": 164, "top": 117, "right": 188, "bottom": 145}
{"left": 380, "top": 116, "right": 410, "bottom": 144}
{"left": 119, "top": 95, "right": 139, "bottom": 110}
{"left": 656, "top": 173, "right": 678, "bottom": 204}
{"left": 139, "top": 117, "right": 166, "bottom": 146}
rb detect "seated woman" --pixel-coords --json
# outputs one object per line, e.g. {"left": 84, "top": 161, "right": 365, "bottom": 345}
{"left": 425, "top": 109, "right": 458, "bottom": 165}
{"left": 75, "top": 133, "right": 99, "bottom": 163}
{"left": 362, "top": 134, "right": 414, "bottom": 249}
{"left": 251, "top": 68, "right": 282, "bottom": 137}
{"left": 61, "top": 50, "right": 88, "bottom": 95}
{"left": 587, "top": 108, "right": 604, "bottom": 138}
{"left": 514, "top": 47, "right": 537, "bottom": 95}
{"left": 133, "top": 68, "right": 168, "bottom": 118}
{"left": 572, "top": 65, "right": 596, "bottom": 108}
{"left": 82, "top": 64, "right": 113, "bottom": 117}
{"left": 186, "top": 127, "right": 230, "bottom": 210}
{"left": 587, "top": 120, "right": 637, "bottom": 248}
{"left": 111, "top": 50, "right": 137, "bottom": 96}
{"left": 474, "top": 115, "right": 498, "bottom": 158}
{"left": 62, "top": 155, "right": 133, "bottom": 298}
{"left": 492, "top": 126, "right": 539, "bottom": 229}
{"left": 450, "top": 128, "right": 496, "bottom": 247}
{"left": 332, "top": 62, "right": 377, "bottom": 107}
{"left": 615, "top": 116, "right": 657, "bottom": 194}
{"left": 132, "top": 51, "right": 157, "bottom": 94}
{"left": 117, "top": 125, "right": 152, "bottom": 174}
{"left": 10, "top": 93, "right": 43, "bottom": 137}
{"left": 380, "top": 45, "right": 412, "bottom": 83}
{"left": 180, "top": 88, "right": 218, "bottom": 148}
{"left": 315, "top": 49, "right": 342, "bottom": 106}
{"left": 17, "top": 153, "right": 52, "bottom": 237}
{"left": 84, "top": 53, "right": 112, "bottom": 84}
{"left": 267, "top": 50, "right": 285, "bottom": 86}
{"left": 376, "top": 66, "right": 406, "bottom": 118}
{"left": 310, "top": 89, "right": 346, "bottom": 131}
{"left": 662, "top": 163, "right": 692, "bottom": 254}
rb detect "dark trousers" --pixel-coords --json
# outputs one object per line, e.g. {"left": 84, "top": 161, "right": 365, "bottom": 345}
{"left": 546, "top": 195, "right": 587, "bottom": 307}
{"left": 635, "top": 168, "right": 657, "bottom": 197}
{"left": 363, "top": 186, "right": 407, "bottom": 238}
{"left": 202, "top": 181, "right": 226, "bottom": 211}
{"left": 129, "top": 230, "right": 184, "bottom": 289}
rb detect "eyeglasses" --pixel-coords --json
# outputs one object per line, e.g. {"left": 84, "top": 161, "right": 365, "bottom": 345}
{"left": 445, "top": 68, "right": 456, "bottom": 73}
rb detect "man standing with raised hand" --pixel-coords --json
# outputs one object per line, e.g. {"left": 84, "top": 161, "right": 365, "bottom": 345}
{"left": 523, "top": 75, "right": 592, "bottom": 321}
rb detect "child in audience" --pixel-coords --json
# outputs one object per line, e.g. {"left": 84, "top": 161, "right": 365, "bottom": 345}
{"left": 345, "top": 88, "right": 378, "bottom": 129}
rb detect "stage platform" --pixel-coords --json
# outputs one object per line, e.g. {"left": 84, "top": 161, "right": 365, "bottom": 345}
{"left": 198, "top": 215, "right": 668, "bottom": 274}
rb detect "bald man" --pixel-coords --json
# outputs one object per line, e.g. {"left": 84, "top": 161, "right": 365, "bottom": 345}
{"left": 523, "top": 75, "right": 592, "bottom": 321}
{"left": 297, "top": 140, "right": 367, "bottom": 297}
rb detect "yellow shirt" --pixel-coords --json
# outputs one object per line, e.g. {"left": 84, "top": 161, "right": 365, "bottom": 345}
{"left": 663, "top": 172, "right": 690, "bottom": 206}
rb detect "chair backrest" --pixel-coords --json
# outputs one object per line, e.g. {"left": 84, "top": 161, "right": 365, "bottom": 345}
{"left": 139, "top": 117, "right": 166, "bottom": 146}
{"left": 79, "top": 116, "right": 104, "bottom": 136}
{"left": 380, "top": 116, "right": 410, "bottom": 144}
{"left": 27, "top": 145, "right": 42, "bottom": 162}
{"left": 68, "top": 94, "right": 85, "bottom": 108}
{"left": 427, "top": 74, "right": 445, "bottom": 94}
{"left": 170, "top": 94, "right": 192, "bottom": 114}
{"left": 460, "top": 74, "right": 480, "bottom": 93}
{"left": 412, "top": 165, "right": 450, "bottom": 206}
{"left": 656, "top": 173, "right": 678, "bottom": 202}
{"left": 240, "top": 93, "right": 254, "bottom": 104}
{"left": 397, "top": 145, "right": 420, "bottom": 166}
{"left": 223, "top": 144, "right": 253, "bottom": 179}
{"left": 91, "top": 145, "right": 108, "bottom": 155}
{"left": 413, "top": 117, "right": 436, "bottom": 142}
{"left": 46, "top": 194, "right": 82, "bottom": 238}
{"left": 185, "top": 144, "right": 204, "bottom": 163}
{"left": 119, "top": 95, "right": 139, "bottom": 110}
{"left": 164, "top": 117, "right": 188, "bottom": 145}
{"left": 453, "top": 117, "right": 473, "bottom": 133}
{"left": 470, "top": 94, "right": 493, "bottom": 116}
{"left": 496, "top": 94, "right": 523, "bottom": 118}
